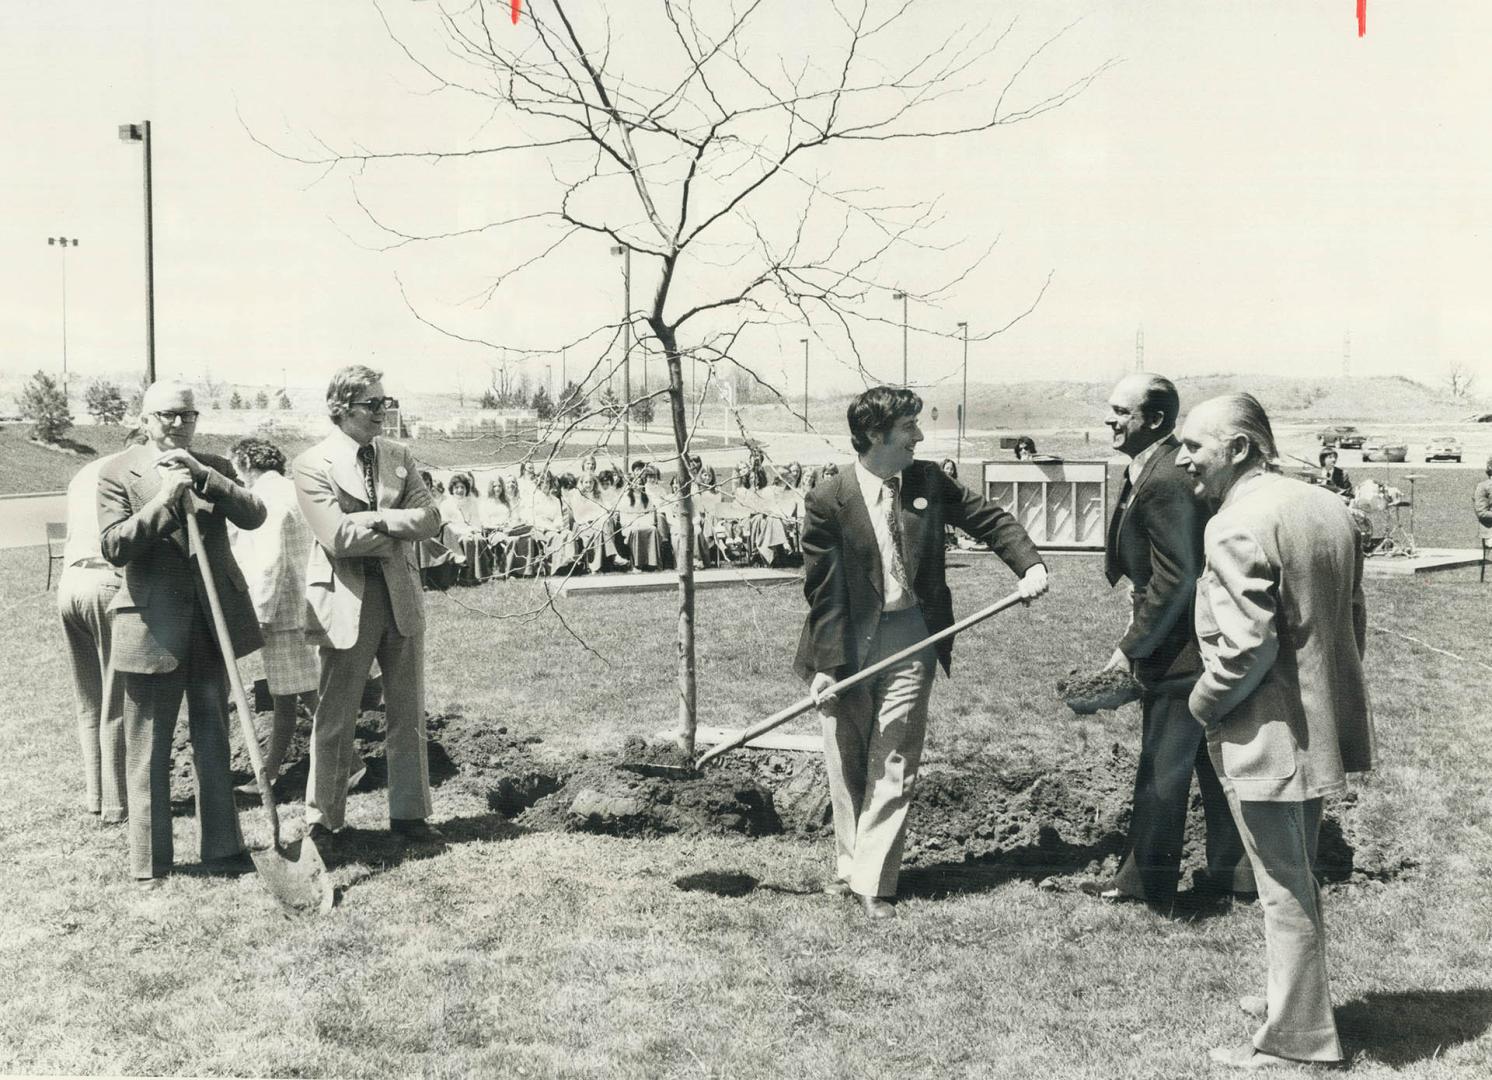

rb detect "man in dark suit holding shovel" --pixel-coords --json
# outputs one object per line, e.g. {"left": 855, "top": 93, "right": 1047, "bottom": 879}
{"left": 98, "top": 381, "right": 266, "bottom": 885}
{"left": 1094, "top": 373, "right": 1250, "bottom": 914}
{"left": 795, "top": 386, "right": 1048, "bottom": 920}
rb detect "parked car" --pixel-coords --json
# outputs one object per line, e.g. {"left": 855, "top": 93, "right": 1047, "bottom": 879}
{"left": 1317, "top": 425, "right": 1364, "bottom": 449}
{"left": 1361, "top": 436, "right": 1407, "bottom": 463}
{"left": 1424, "top": 435, "right": 1463, "bottom": 462}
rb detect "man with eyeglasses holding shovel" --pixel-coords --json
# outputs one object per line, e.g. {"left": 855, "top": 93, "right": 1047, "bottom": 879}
{"left": 293, "top": 365, "right": 444, "bottom": 852}
{"left": 98, "top": 381, "right": 267, "bottom": 885}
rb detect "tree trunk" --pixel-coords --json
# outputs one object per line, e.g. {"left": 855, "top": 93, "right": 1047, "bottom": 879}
{"left": 656, "top": 325, "right": 697, "bottom": 756}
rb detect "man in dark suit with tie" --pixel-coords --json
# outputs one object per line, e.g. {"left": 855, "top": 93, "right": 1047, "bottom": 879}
{"left": 1096, "top": 373, "right": 1251, "bottom": 913}
{"left": 98, "top": 381, "right": 267, "bottom": 884}
{"left": 796, "top": 386, "right": 1048, "bottom": 920}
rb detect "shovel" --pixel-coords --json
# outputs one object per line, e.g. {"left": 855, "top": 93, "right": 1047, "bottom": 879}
{"left": 184, "top": 507, "right": 334, "bottom": 915}
{"left": 694, "top": 589, "right": 1028, "bottom": 769}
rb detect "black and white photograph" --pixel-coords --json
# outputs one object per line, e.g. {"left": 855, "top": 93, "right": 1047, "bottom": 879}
{"left": 1, "top": 1, "right": 1489, "bottom": 1076}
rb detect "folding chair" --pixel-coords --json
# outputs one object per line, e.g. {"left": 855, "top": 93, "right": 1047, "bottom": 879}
{"left": 45, "top": 521, "right": 67, "bottom": 590}
{"left": 1482, "top": 536, "right": 1492, "bottom": 583}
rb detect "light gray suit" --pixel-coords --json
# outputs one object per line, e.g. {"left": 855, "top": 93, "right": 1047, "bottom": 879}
{"left": 1190, "top": 470, "right": 1375, "bottom": 1063}
{"left": 293, "top": 429, "right": 442, "bottom": 831}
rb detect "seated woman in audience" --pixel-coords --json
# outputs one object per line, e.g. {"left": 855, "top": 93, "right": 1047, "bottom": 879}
{"left": 567, "top": 474, "right": 623, "bottom": 572}
{"left": 743, "top": 467, "right": 794, "bottom": 566}
{"left": 617, "top": 469, "right": 663, "bottom": 572}
{"left": 502, "top": 475, "right": 543, "bottom": 577}
{"left": 416, "top": 470, "right": 460, "bottom": 590}
{"left": 663, "top": 473, "right": 712, "bottom": 570}
{"left": 439, "top": 471, "right": 495, "bottom": 584}
{"left": 479, "top": 479, "right": 517, "bottom": 577}
{"left": 802, "top": 466, "right": 822, "bottom": 491}
{"left": 531, "top": 471, "right": 580, "bottom": 575}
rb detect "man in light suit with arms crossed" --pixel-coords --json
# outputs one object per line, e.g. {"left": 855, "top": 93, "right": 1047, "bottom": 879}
{"left": 1177, "top": 393, "right": 1375, "bottom": 1070}
{"left": 294, "top": 365, "right": 444, "bottom": 849}
{"left": 797, "top": 386, "right": 1048, "bottom": 920}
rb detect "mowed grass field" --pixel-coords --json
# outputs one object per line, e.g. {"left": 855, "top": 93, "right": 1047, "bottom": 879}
{"left": 2, "top": 530, "right": 1491, "bottom": 1076}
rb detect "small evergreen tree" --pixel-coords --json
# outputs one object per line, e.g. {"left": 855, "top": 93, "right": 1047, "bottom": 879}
{"left": 630, "top": 394, "right": 655, "bottom": 427}
{"left": 558, "top": 380, "right": 588, "bottom": 420}
{"left": 599, "top": 384, "right": 622, "bottom": 418}
{"left": 276, "top": 388, "right": 292, "bottom": 410}
{"left": 478, "top": 387, "right": 500, "bottom": 410}
{"left": 84, "top": 379, "right": 127, "bottom": 425}
{"left": 18, "top": 371, "right": 73, "bottom": 444}
{"left": 531, "top": 384, "right": 555, "bottom": 421}
{"left": 228, "top": 390, "right": 245, "bottom": 410}
{"left": 254, "top": 390, "right": 270, "bottom": 409}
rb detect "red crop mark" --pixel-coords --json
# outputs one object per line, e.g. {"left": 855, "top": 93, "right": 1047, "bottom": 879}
{"left": 511, "top": 0, "right": 522, "bottom": 25}
{"left": 1357, "top": 0, "right": 1366, "bottom": 37}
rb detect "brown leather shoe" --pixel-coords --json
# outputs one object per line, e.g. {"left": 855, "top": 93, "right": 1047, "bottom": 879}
{"left": 822, "top": 880, "right": 853, "bottom": 897}
{"left": 858, "top": 894, "right": 896, "bottom": 920}
{"left": 390, "top": 818, "right": 446, "bottom": 844}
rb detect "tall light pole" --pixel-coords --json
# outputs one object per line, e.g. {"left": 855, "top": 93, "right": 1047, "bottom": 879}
{"left": 610, "top": 244, "right": 632, "bottom": 471}
{"left": 46, "top": 237, "right": 79, "bottom": 396}
{"left": 118, "top": 121, "right": 156, "bottom": 383}
{"left": 892, "top": 290, "right": 909, "bottom": 385}
{"left": 956, "top": 321, "right": 969, "bottom": 464}
{"left": 800, "top": 338, "right": 809, "bottom": 432}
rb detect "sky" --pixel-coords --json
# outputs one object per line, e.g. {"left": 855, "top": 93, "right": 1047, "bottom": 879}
{"left": 2, "top": 0, "right": 1489, "bottom": 402}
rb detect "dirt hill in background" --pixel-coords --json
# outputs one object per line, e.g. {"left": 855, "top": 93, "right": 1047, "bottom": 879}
{"left": 727, "top": 374, "right": 1479, "bottom": 433}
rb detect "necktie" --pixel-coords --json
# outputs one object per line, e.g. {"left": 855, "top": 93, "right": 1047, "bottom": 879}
{"left": 883, "top": 476, "right": 912, "bottom": 595}
{"left": 1104, "top": 472, "right": 1134, "bottom": 586}
{"left": 357, "top": 444, "right": 378, "bottom": 509}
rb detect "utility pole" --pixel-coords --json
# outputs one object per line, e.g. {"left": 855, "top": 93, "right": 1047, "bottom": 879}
{"left": 1135, "top": 326, "right": 1145, "bottom": 373}
{"left": 957, "top": 321, "right": 969, "bottom": 464}
{"left": 800, "top": 338, "right": 809, "bottom": 432}
{"left": 46, "top": 237, "right": 79, "bottom": 395}
{"left": 117, "top": 121, "right": 156, "bottom": 383}
{"left": 611, "top": 244, "right": 632, "bottom": 472}
{"left": 893, "top": 290, "right": 909, "bottom": 384}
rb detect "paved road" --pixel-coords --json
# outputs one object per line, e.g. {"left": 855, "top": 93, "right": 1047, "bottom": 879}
{"left": 0, "top": 493, "right": 66, "bottom": 550}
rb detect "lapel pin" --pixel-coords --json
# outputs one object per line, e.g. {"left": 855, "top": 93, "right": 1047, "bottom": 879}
{"left": 912, "top": 496, "right": 928, "bottom": 510}
{"left": 395, "top": 465, "right": 408, "bottom": 479}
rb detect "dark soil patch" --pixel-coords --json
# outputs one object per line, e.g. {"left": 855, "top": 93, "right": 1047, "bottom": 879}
{"left": 169, "top": 702, "right": 1413, "bottom": 890}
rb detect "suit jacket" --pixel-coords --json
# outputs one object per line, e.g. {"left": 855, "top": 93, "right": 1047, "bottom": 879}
{"left": 97, "top": 444, "right": 267, "bottom": 674}
{"left": 1105, "top": 437, "right": 1207, "bottom": 695}
{"left": 1474, "top": 478, "right": 1492, "bottom": 540}
{"left": 229, "top": 469, "right": 314, "bottom": 631}
{"left": 793, "top": 459, "right": 1043, "bottom": 681}
{"left": 293, "top": 432, "right": 441, "bottom": 650}
{"left": 1188, "top": 471, "right": 1375, "bottom": 801}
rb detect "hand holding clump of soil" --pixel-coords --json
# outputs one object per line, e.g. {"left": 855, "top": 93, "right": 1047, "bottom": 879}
{"left": 1055, "top": 667, "right": 1142, "bottom": 715}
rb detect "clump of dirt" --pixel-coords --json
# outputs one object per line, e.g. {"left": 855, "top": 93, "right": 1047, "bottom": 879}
{"left": 1055, "top": 668, "right": 1142, "bottom": 715}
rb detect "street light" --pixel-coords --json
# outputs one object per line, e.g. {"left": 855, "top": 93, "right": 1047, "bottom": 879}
{"left": 118, "top": 121, "right": 156, "bottom": 383}
{"left": 610, "top": 244, "right": 632, "bottom": 472}
{"left": 892, "top": 290, "right": 909, "bottom": 385}
{"left": 956, "top": 321, "right": 969, "bottom": 465}
{"left": 800, "top": 338, "right": 809, "bottom": 432}
{"left": 46, "top": 237, "right": 79, "bottom": 396}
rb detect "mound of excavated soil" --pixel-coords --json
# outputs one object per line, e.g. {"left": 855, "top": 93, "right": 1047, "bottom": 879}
{"left": 169, "top": 704, "right": 1412, "bottom": 888}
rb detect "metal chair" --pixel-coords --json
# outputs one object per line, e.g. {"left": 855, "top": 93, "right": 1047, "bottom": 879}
{"left": 45, "top": 521, "right": 67, "bottom": 589}
{"left": 1481, "top": 536, "right": 1492, "bottom": 583}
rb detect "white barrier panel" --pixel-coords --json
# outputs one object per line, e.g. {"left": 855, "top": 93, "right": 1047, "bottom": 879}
{"left": 981, "top": 459, "right": 1109, "bottom": 551}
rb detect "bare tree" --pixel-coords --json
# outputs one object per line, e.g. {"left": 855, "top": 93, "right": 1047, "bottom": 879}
{"left": 254, "top": 0, "right": 1107, "bottom": 753}
{"left": 1447, "top": 362, "right": 1476, "bottom": 402}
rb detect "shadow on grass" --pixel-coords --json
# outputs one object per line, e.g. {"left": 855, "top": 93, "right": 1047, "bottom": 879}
{"left": 898, "top": 824, "right": 1126, "bottom": 901}
{"left": 330, "top": 811, "right": 526, "bottom": 902}
{"left": 1338, "top": 988, "right": 1492, "bottom": 1067}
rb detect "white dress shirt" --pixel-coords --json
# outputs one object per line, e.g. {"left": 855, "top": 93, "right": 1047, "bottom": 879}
{"left": 854, "top": 459, "right": 916, "bottom": 612}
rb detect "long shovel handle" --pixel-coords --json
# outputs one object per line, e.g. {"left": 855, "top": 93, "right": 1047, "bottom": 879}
{"left": 695, "top": 589, "right": 1029, "bottom": 768}
{"left": 184, "top": 509, "right": 282, "bottom": 850}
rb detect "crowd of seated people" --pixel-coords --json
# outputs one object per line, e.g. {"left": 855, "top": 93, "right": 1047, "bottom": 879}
{"left": 414, "top": 455, "right": 824, "bottom": 587}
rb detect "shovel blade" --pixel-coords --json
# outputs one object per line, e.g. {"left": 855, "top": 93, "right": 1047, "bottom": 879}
{"left": 249, "top": 837, "right": 334, "bottom": 915}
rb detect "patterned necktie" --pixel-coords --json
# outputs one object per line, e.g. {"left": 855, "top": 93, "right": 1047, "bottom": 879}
{"left": 356, "top": 443, "right": 378, "bottom": 509}
{"left": 883, "top": 476, "right": 912, "bottom": 594}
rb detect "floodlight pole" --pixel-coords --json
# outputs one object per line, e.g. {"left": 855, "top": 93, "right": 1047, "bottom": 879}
{"left": 957, "top": 321, "right": 969, "bottom": 464}
{"left": 118, "top": 120, "right": 156, "bottom": 384}
{"left": 800, "top": 338, "right": 809, "bottom": 431}
{"left": 46, "top": 237, "right": 79, "bottom": 395}
{"left": 611, "top": 244, "right": 631, "bottom": 472}
{"left": 893, "top": 290, "right": 909, "bottom": 385}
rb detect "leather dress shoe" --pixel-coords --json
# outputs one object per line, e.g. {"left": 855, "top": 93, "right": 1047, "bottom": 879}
{"left": 204, "top": 850, "right": 256, "bottom": 877}
{"left": 1239, "top": 995, "right": 1268, "bottom": 1022}
{"left": 305, "top": 823, "right": 336, "bottom": 850}
{"left": 390, "top": 818, "right": 446, "bottom": 844}
{"left": 822, "top": 880, "right": 853, "bottom": 897}
{"left": 858, "top": 894, "right": 896, "bottom": 921}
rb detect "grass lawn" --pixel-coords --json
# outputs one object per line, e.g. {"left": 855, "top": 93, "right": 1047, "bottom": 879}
{"left": 1, "top": 541, "right": 1490, "bottom": 1077}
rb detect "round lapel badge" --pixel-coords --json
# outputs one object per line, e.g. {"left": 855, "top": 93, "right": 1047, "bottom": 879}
{"left": 395, "top": 465, "right": 408, "bottom": 479}
{"left": 912, "top": 496, "right": 928, "bottom": 510}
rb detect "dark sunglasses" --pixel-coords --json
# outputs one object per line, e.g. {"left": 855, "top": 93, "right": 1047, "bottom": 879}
{"left": 350, "top": 396, "right": 399, "bottom": 413}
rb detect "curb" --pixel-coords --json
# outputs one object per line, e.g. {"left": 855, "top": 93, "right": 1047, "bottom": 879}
{"left": 0, "top": 491, "right": 65, "bottom": 501}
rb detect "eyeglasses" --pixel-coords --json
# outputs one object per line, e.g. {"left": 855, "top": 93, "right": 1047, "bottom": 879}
{"left": 152, "top": 410, "right": 199, "bottom": 425}
{"left": 350, "top": 396, "right": 399, "bottom": 413}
